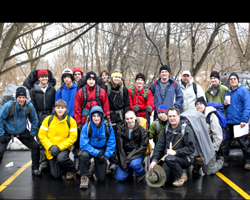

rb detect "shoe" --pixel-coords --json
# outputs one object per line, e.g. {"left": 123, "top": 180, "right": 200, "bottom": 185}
{"left": 173, "top": 173, "right": 187, "bottom": 187}
{"left": 182, "top": 170, "right": 188, "bottom": 182}
{"left": 109, "top": 163, "right": 117, "bottom": 171}
{"left": 40, "top": 164, "right": 48, "bottom": 171}
{"left": 223, "top": 162, "right": 228, "bottom": 168}
{"left": 89, "top": 161, "right": 95, "bottom": 176}
{"left": 66, "top": 171, "right": 75, "bottom": 180}
{"left": 76, "top": 170, "right": 81, "bottom": 177}
{"left": 244, "top": 163, "right": 250, "bottom": 170}
{"left": 106, "top": 168, "right": 112, "bottom": 175}
{"left": 79, "top": 175, "right": 89, "bottom": 189}
{"left": 192, "top": 165, "right": 201, "bottom": 174}
{"left": 32, "top": 169, "right": 42, "bottom": 176}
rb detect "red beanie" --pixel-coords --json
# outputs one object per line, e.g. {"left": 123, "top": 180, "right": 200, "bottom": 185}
{"left": 38, "top": 69, "right": 49, "bottom": 77}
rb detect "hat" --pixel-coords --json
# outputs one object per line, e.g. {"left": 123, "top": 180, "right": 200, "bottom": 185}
{"left": 16, "top": 87, "right": 26, "bottom": 98}
{"left": 195, "top": 96, "right": 206, "bottom": 106}
{"left": 61, "top": 68, "right": 74, "bottom": 82}
{"left": 159, "top": 65, "right": 170, "bottom": 74}
{"left": 210, "top": 71, "right": 220, "bottom": 80}
{"left": 73, "top": 67, "right": 83, "bottom": 77}
{"left": 86, "top": 71, "right": 96, "bottom": 81}
{"left": 156, "top": 104, "right": 168, "bottom": 115}
{"left": 135, "top": 73, "right": 145, "bottom": 82}
{"left": 229, "top": 72, "right": 239, "bottom": 82}
{"left": 38, "top": 69, "right": 49, "bottom": 77}
{"left": 182, "top": 70, "right": 191, "bottom": 76}
{"left": 146, "top": 165, "right": 166, "bottom": 187}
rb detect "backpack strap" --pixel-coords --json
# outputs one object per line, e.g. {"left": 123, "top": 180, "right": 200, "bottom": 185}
{"left": 82, "top": 86, "right": 87, "bottom": 109}
{"left": 95, "top": 84, "right": 101, "bottom": 107}
{"left": 131, "top": 86, "right": 135, "bottom": 98}
{"left": 6, "top": 102, "right": 15, "bottom": 120}
{"left": 153, "top": 80, "right": 157, "bottom": 95}
{"left": 156, "top": 118, "right": 160, "bottom": 134}
{"left": 193, "top": 83, "right": 197, "bottom": 97}
{"left": 48, "top": 115, "right": 70, "bottom": 128}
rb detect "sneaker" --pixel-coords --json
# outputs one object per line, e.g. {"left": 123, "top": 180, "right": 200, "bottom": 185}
{"left": 80, "top": 175, "right": 89, "bottom": 189}
{"left": 173, "top": 173, "right": 187, "bottom": 187}
{"left": 32, "top": 169, "right": 42, "bottom": 176}
{"left": 66, "top": 171, "right": 75, "bottom": 180}
{"left": 40, "top": 164, "right": 48, "bottom": 171}
{"left": 89, "top": 161, "right": 95, "bottom": 176}
{"left": 244, "top": 163, "right": 250, "bottom": 170}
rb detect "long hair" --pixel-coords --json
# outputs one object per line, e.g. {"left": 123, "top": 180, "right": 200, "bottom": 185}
{"left": 109, "top": 69, "right": 123, "bottom": 89}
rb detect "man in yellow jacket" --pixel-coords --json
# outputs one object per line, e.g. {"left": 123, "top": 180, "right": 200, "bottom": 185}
{"left": 38, "top": 99, "right": 77, "bottom": 179}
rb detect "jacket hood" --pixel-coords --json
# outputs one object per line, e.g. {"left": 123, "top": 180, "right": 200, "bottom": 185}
{"left": 73, "top": 67, "right": 83, "bottom": 77}
{"left": 204, "top": 106, "right": 216, "bottom": 118}
{"left": 89, "top": 106, "right": 104, "bottom": 124}
{"left": 125, "top": 117, "right": 140, "bottom": 134}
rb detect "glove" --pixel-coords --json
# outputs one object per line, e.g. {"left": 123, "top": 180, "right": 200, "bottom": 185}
{"left": 50, "top": 145, "right": 61, "bottom": 157}
{"left": 146, "top": 106, "right": 152, "bottom": 113}
{"left": 97, "top": 152, "right": 108, "bottom": 164}
{"left": 133, "top": 105, "right": 139, "bottom": 112}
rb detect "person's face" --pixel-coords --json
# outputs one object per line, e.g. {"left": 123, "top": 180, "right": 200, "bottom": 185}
{"left": 196, "top": 102, "right": 205, "bottom": 113}
{"left": 158, "top": 112, "right": 168, "bottom": 122}
{"left": 112, "top": 76, "right": 122, "bottom": 85}
{"left": 210, "top": 77, "right": 219, "bottom": 86}
{"left": 160, "top": 70, "right": 169, "bottom": 80}
{"left": 125, "top": 112, "right": 136, "bottom": 129}
{"left": 63, "top": 76, "right": 73, "bottom": 85}
{"left": 136, "top": 78, "right": 144, "bottom": 88}
{"left": 87, "top": 78, "right": 96, "bottom": 87}
{"left": 168, "top": 110, "right": 180, "bottom": 127}
{"left": 92, "top": 113, "right": 101, "bottom": 126}
{"left": 181, "top": 74, "right": 191, "bottom": 84}
{"left": 17, "top": 96, "right": 26, "bottom": 107}
{"left": 101, "top": 72, "right": 109, "bottom": 83}
{"left": 74, "top": 71, "right": 82, "bottom": 83}
{"left": 229, "top": 76, "right": 239, "bottom": 89}
{"left": 55, "top": 106, "right": 67, "bottom": 118}
{"left": 38, "top": 75, "right": 49, "bottom": 85}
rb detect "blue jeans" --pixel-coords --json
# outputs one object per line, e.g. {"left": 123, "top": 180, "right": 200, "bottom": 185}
{"left": 115, "top": 155, "right": 145, "bottom": 181}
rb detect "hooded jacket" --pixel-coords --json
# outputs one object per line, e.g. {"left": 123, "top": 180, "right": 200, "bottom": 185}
{"left": 38, "top": 110, "right": 77, "bottom": 160}
{"left": 205, "top": 82, "right": 228, "bottom": 104}
{"left": 0, "top": 100, "right": 38, "bottom": 136}
{"left": 79, "top": 106, "right": 116, "bottom": 158}
{"left": 55, "top": 82, "right": 78, "bottom": 118}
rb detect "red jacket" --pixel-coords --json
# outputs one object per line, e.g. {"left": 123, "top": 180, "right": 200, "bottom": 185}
{"left": 128, "top": 86, "right": 154, "bottom": 118}
{"left": 74, "top": 84, "right": 110, "bottom": 125}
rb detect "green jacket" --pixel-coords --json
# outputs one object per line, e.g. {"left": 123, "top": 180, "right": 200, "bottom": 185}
{"left": 205, "top": 82, "right": 228, "bottom": 104}
{"left": 149, "top": 118, "right": 168, "bottom": 140}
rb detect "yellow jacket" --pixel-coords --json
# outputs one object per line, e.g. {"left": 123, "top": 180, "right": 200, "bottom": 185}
{"left": 38, "top": 115, "right": 77, "bottom": 160}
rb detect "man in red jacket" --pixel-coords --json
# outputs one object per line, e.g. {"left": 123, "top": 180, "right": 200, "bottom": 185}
{"left": 128, "top": 73, "right": 154, "bottom": 119}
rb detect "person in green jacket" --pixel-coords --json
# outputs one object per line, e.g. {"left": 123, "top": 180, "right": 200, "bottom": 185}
{"left": 149, "top": 104, "right": 168, "bottom": 145}
{"left": 205, "top": 71, "right": 228, "bottom": 104}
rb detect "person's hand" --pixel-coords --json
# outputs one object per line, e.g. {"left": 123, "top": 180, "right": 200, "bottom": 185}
{"left": 50, "top": 145, "right": 61, "bottom": 157}
{"left": 133, "top": 105, "right": 139, "bottom": 112}
{"left": 166, "top": 149, "right": 176, "bottom": 155}
{"left": 240, "top": 122, "right": 247, "bottom": 128}
{"left": 97, "top": 152, "right": 107, "bottom": 164}
{"left": 149, "top": 161, "right": 156, "bottom": 171}
{"left": 224, "top": 99, "right": 230, "bottom": 106}
{"left": 146, "top": 106, "right": 152, "bottom": 113}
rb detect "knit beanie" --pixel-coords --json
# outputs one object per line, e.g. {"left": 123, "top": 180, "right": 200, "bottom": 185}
{"left": 61, "top": 68, "right": 74, "bottom": 82}
{"left": 156, "top": 104, "right": 168, "bottom": 115}
{"left": 86, "top": 71, "right": 96, "bottom": 81}
{"left": 229, "top": 72, "right": 239, "bottom": 82}
{"left": 159, "top": 65, "right": 170, "bottom": 74}
{"left": 16, "top": 87, "right": 26, "bottom": 98}
{"left": 38, "top": 69, "right": 49, "bottom": 77}
{"left": 210, "top": 71, "right": 220, "bottom": 80}
{"left": 135, "top": 73, "right": 145, "bottom": 82}
{"left": 195, "top": 96, "right": 206, "bottom": 106}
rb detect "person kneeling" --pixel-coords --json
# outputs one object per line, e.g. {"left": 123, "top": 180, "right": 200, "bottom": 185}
{"left": 78, "top": 106, "right": 116, "bottom": 189}
{"left": 38, "top": 99, "right": 77, "bottom": 179}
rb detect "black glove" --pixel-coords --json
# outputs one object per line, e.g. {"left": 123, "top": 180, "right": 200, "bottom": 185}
{"left": 50, "top": 145, "right": 61, "bottom": 157}
{"left": 97, "top": 152, "right": 108, "bottom": 164}
{"left": 146, "top": 106, "right": 152, "bottom": 113}
{"left": 133, "top": 105, "right": 139, "bottom": 112}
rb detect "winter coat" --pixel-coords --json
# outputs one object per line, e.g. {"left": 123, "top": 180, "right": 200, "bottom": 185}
{"left": 55, "top": 82, "right": 78, "bottom": 118}
{"left": 128, "top": 86, "right": 154, "bottom": 118}
{"left": 79, "top": 106, "right": 116, "bottom": 158}
{"left": 38, "top": 112, "right": 77, "bottom": 160}
{"left": 204, "top": 106, "right": 223, "bottom": 151}
{"left": 223, "top": 84, "right": 250, "bottom": 124}
{"left": 205, "top": 82, "right": 228, "bottom": 104}
{"left": 180, "top": 79, "right": 206, "bottom": 113}
{"left": 148, "top": 118, "right": 168, "bottom": 140}
{"left": 0, "top": 100, "right": 38, "bottom": 136}
{"left": 149, "top": 77, "right": 183, "bottom": 110}
{"left": 74, "top": 84, "right": 110, "bottom": 126}
{"left": 151, "top": 119, "right": 196, "bottom": 163}
{"left": 30, "top": 83, "right": 56, "bottom": 125}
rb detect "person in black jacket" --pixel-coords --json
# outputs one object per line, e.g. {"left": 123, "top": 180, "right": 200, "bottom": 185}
{"left": 28, "top": 69, "right": 56, "bottom": 171}
{"left": 149, "top": 107, "right": 196, "bottom": 187}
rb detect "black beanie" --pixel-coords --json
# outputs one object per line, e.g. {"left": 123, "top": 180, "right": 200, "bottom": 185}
{"left": 159, "top": 65, "right": 170, "bottom": 74}
{"left": 16, "top": 87, "right": 26, "bottom": 98}
{"left": 135, "top": 73, "right": 145, "bottom": 82}
{"left": 86, "top": 71, "right": 96, "bottom": 81}
{"left": 210, "top": 71, "right": 220, "bottom": 80}
{"left": 195, "top": 96, "right": 206, "bottom": 106}
{"left": 229, "top": 72, "right": 239, "bottom": 82}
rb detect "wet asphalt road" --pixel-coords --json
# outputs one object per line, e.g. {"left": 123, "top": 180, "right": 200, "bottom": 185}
{"left": 0, "top": 149, "right": 250, "bottom": 199}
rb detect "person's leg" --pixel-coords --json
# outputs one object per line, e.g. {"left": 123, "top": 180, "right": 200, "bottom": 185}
{"left": 78, "top": 150, "right": 92, "bottom": 177}
{"left": 202, "top": 155, "right": 224, "bottom": 175}
{"left": 128, "top": 155, "right": 145, "bottom": 177}
{"left": 36, "top": 135, "right": 49, "bottom": 170}
{"left": 49, "top": 158, "right": 64, "bottom": 178}
{"left": 56, "top": 150, "right": 75, "bottom": 173}
{"left": 94, "top": 156, "right": 108, "bottom": 182}
{"left": 237, "top": 134, "right": 250, "bottom": 168}
{"left": 221, "top": 124, "right": 234, "bottom": 164}
{"left": 0, "top": 132, "right": 11, "bottom": 164}
{"left": 115, "top": 165, "right": 133, "bottom": 181}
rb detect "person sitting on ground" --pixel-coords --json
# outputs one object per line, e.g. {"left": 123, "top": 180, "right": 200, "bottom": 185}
{"left": 78, "top": 106, "right": 116, "bottom": 189}
{"left": 38, "top": 99, "right": 77, "bottom": 179}
{"left": 194, "top": 96, "right": 224, "bottom": 175}
{"left": 149, "top": 107, "right": 196, "bottom": 187}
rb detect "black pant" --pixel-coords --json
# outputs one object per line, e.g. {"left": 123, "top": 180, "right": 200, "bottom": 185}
{"left": 0, "top": 129, "right": 40, "bottom": 170}
{"left": 162, "top": 155, "right": 191, "bottom": 181}
{"left": 221, "top": 124, "right": 250, "bottom": 164}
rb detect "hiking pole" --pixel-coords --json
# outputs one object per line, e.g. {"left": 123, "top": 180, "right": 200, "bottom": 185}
{"left": 137, "top": 136, "right": 183, "bottom": 183}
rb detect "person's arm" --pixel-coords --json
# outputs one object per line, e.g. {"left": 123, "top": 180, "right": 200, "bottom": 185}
{"left": 38, "top": 116, "right": 54, "bottom": 150}
{"left": 173, "top": 82, "right": 183, "bottom": 110}
{"left": 0, "top": 101, "right": 11, "bottom": 136}
{"left": 209, "top": 113, "right": 223, "bottom": 151}
{"left": 28, "top": 102, "right": 39, "bottom": 136}
{"left": 73, "top": 89, "right": 84, "bottom": 126}
{"left": 123, "top": 87, "right": 130, "bottom": 114}
{"left": 100, "top": 88, "right": 110, "bottom": 118}
{"left": 104, "top": 124, "right": 116, "bottom": 158}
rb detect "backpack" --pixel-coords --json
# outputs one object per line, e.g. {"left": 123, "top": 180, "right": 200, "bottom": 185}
{"left": 48, "top": 114, "right": 70, "bottom": 128}
{"left": 205, "top": 102, "right": 227, "bottom": 141}
{"left": 107, "top": 82, "right": 124, "bottom": 100}
{"left": 130, "top": 85, "right": 149, "bottom": 101}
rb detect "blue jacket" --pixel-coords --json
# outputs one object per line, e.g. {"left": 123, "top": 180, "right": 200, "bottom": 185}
{"left": 79, "top": 106, "right": 116, "bottom": 158}
{"left": 0, "top": 100, "right": 38, "bottom": 136}
{"left": 224, "top": 84, "right": 250, "bottom": 124}
{"left": 55, "top": 83, "right": 77, "bottom": 117}
{"left": 149, "top": 77, "right": 183, "bottom": 110}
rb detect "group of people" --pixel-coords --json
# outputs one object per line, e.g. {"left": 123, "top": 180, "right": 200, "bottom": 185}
{"left": 0, "top": 64, "right": 250, "bottom": 189}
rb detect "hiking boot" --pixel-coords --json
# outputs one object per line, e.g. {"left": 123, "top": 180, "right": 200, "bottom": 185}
{"left": 192, "top": 165, "right": 201, "bottom": 174}
{"left": 79, "top": 175, "right": 89, "bottom": 189}
{"left": 182, "top": 170, "right": 188, "bottom": 182}
{"left": 66, "top": 171, "right": 75, "bottom": 180}
{"left": 89, "top": 161, "right": 95, "bottom": 176}
{"left": 40, "top": 164, "right": 48, "bottom": 171}
{"left": 244, "top": 163, "right": 250, "bottom": 170}
{"left": 32, "top": 169, "right": 42, "bottom": 176}
{"left": 173, "top": 173, "right": 187, "bottom": 187}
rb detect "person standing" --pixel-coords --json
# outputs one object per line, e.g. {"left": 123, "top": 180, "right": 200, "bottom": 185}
{"left": 73, "top": 67, "right": 84, "bottom": 84}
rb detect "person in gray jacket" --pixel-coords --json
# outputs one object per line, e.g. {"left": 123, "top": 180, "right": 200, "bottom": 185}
{"left": 180, "top": 70, "right": 206, "bottom": 113}
{"left": 194, "top": 96, "right": 224, "bottom": 175}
